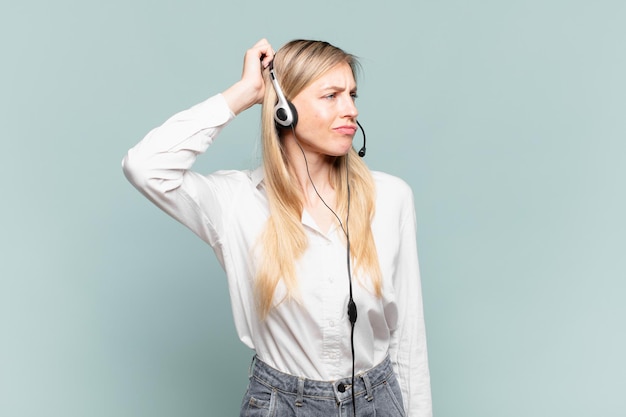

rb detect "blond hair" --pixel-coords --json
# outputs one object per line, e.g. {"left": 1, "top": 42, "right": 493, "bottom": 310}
{"left": 255, "top": 40, "right": 382, "bottom": 318}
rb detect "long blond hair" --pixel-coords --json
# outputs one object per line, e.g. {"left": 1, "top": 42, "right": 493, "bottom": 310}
{"left": 255, "top": 40, "right": 382, "bottom": 318}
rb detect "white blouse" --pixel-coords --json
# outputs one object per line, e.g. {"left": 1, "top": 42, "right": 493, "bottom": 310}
{"left": 122, "top": 94, "right": 432, "bottom": 416}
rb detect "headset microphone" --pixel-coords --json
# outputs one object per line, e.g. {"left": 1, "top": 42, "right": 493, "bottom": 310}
{"left": 356, "top": 120, "right": 366, "bottom": 157}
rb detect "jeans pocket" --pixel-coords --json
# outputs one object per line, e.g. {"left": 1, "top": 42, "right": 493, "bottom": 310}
{"left": 380, "top": 377, "right": 406, "bottom": 417}
{"left": 242, "top": 380, "right": 276, "bottom": 417}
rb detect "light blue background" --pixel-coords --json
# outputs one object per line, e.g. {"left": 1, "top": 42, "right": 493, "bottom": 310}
{"left": 1, "top": 0, "right": 625, "bottom": 416}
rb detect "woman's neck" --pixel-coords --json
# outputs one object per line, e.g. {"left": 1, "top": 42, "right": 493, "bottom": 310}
{"left": 283, "top": 134, "right": 336, "bottom": 201}
{"left": 280, "top": 133, "right": 344, "bottom": 233}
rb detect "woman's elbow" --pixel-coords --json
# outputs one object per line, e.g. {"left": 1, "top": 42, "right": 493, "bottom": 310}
{"left": 121, "top": 149, "right": 150, "bottom": 192}
{"left": 121, "top": 149, "right": 184, "bottom": 197}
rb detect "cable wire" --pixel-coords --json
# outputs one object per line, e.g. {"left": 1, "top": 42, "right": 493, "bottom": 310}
{"left": 290, "top": 126, "right": 358, "bottom": 416}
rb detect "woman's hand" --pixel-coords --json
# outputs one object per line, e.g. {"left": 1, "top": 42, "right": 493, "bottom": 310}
{"left": 223, "top": 38, "right": 275, "bottom": 115}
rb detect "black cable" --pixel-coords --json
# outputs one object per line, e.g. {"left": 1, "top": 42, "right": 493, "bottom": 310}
{"left": 290, "top": 126, "right": 358, "bottom": 416}
{"left": 346, "top": 155, "right": 358, "bottom": 417}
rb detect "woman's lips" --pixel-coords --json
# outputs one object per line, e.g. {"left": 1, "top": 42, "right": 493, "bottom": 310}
{"left": 333, "top": 125, "right": 357, "bottom": 135}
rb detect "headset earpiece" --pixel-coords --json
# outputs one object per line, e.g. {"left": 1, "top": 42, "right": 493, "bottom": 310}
{"left": 275, "top": 101, "right": 298, "bottom": 128}
{"left": 269, "top": 61, "right": 298, "bottom": 128}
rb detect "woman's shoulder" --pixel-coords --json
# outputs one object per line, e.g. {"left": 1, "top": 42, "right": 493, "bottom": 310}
{"left": 371, "top": 170, "right": 414, "bottom": 199}
{"left": 369, "top": 171, "right": 416, "bottom": 229}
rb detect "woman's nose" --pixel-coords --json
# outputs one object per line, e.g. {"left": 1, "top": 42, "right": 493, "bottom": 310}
{"left": 342, "top": 95, "right": 358, "bottom": 118}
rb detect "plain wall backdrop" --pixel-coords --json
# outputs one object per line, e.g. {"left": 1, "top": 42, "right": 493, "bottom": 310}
{"left": 1, "top": 0, "right": 625, "bottom": 416}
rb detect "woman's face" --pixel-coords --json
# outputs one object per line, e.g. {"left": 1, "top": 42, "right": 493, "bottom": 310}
{"left": 290, "top": 62, "right": 359, "bottom": 158}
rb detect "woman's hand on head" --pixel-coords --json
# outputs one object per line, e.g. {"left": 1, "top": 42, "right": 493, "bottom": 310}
{"left": 223, "top": 38, "right": 275, "bottom": 115}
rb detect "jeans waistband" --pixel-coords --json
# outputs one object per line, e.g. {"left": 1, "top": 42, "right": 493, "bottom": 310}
{"left": 249, "top": 355, "right": 395, "bottom": 404}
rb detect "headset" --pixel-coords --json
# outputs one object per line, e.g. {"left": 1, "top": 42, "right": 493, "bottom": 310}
{"left": 268, "top": 61, "right": 366, "bottom": 157}
{"left": 268, "top": 59, "right": 366, "bottom": 416}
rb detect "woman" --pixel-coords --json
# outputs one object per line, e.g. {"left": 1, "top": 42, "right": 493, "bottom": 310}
{"left": 123, "top": 38, "right": 432, "bottom": 417}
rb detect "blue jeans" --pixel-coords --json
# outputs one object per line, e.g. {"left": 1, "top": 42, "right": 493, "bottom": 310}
{"left": 240, "top": 355, "right": 406, "bottom": 417}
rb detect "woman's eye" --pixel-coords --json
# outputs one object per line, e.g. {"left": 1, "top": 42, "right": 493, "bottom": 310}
{"left": 351, "top": 93, "right": 358, "bottom": 100}
{"left": 325, "top": 94, "right": 336, "bottom": 99}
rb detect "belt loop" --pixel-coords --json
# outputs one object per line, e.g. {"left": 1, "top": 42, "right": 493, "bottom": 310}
{"left": 295, "top": 377, "right": 305, "bottom": 407}
{"left": 361, "top": 372, "right": 374, "bottom": 402}
{"left": 248, "top": 355, "right": 258, "bottom": 378}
